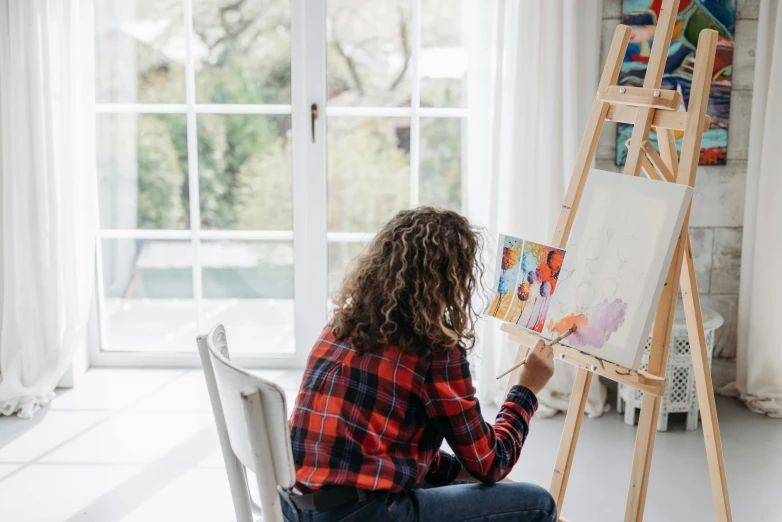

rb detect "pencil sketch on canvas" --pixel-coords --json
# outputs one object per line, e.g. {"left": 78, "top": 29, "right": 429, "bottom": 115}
{"left": 544, "top": 169, "right": 693, "bottom": 369}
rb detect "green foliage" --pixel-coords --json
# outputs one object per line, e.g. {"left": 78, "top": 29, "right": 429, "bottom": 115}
{"left": 419, "top": 118, "right": 462, "bottom": 212}
{"left": 327, "top": 118, "right": 410, "bottom": 232}
{"left": 137, "top": 115, "right": 187, "bottom": 229}
{"left": 131, "top": 1, "right": 462, "bottom": 238}
{"left": 235, "top": 138, "right": 293, "bottom": 231}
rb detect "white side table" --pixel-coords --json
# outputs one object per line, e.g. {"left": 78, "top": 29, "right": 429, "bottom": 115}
{"left": 617, "top": 303, "right": 724, "bottom": 431}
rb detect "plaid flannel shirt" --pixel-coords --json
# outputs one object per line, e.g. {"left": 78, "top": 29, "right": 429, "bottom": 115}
{"left": 289, "top": 325, "right": 538, "bottom": 493}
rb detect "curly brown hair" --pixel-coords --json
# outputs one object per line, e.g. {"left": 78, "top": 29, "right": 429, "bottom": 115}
{"left": 331, "top": 207, "right": 486, "bottom": 355}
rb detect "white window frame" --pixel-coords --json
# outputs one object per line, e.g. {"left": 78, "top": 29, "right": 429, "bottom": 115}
{"left": 90, "top": 0, "right": 468, "bottom": 368}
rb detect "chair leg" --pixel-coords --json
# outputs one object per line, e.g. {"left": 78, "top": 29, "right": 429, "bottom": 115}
{"left": 617, "top": 394, "right": 625, "bottom": 414}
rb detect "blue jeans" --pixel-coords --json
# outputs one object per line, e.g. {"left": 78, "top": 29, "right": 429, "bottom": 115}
{"left": 279, "top": 481, "right": 557, "bottom": 522}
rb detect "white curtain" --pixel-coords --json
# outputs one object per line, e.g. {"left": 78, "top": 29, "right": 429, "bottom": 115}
{"left": 721, "top": 0, "right": 782, "bottom": 418}
{"left": 0, "top": 0, "right": 97, "bottom": 418}
{"left": 467, "top": 1, "right": 608, "bottom": 416}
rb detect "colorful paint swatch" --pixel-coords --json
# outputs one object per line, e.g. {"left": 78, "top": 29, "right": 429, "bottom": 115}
{"left": 488, "top": 235, "right": 565, "bottom": 334}
{"left": 616, "top": 0, "right": 735, "bottom": 166}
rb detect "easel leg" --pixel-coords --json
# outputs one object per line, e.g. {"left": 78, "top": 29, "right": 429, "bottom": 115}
{"left": 625, "top": 394, "right": 663, "bottom": 521}
{"left": 680, "top": 239, "right": 733, "bottom": 522}
{"left": 624, "top": 228, "right": 686, "bottom": 521}
{"left": 545, "top": 30, "right": 630, "bottom": 515}
{"left": 549, "top": 368, "right": 592, "bottom": 512}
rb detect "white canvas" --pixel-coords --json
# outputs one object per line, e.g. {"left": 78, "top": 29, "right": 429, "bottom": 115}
{"left": 543, "top": 169, "right": 693, "bottom": 369}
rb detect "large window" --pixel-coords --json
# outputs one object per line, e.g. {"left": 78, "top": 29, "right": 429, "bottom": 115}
{"left": 93, "top": 0, "right": 469, "bottom": 365}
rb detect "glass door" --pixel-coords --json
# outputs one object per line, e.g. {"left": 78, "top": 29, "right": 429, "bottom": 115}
{"left": 92, "top": 0, "right": 326, "bottom": 366}
{"left": 91, "top": 0, "right": 468, "bottom": 366}
{"left": 324, "top": 0, "right": 469, "bottom": 295}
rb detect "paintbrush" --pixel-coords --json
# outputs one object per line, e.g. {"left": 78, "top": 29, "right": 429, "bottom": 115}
{"left": 495, "top": 324, "right": 578, "bottom": 380}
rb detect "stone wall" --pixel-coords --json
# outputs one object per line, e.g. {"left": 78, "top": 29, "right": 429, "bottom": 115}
{"left": 596, "top": 1, "right": 757, "bottom": 379}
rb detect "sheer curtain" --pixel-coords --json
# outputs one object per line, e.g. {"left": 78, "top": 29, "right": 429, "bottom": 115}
{"left": 0, "top": 0, "right": 97, "bottom": 418}
{"left": 466, "top": 0, "right": 608, "bottom": 416}
{"left": 721, "top": 0, "right": 782, "bottom": 418}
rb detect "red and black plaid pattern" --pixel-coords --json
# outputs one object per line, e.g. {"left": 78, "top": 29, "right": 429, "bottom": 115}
{"left": 290, "top": 325, "right": 538, "bottom": 493}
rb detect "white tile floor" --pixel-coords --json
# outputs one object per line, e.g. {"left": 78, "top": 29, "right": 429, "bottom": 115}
{"left": 0, "top": 368, "right": 780, "bottom": 522}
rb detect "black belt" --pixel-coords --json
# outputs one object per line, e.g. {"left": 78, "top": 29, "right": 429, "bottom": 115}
{"left": 280, "top": 486, "right": 384, "bottom": 513}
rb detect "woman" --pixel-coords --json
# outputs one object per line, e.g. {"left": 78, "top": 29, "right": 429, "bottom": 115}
{"left": 280, "top": 207, "right": 557, "bottom": 522}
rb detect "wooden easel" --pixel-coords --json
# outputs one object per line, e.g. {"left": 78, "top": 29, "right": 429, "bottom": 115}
{"left": 500, "top": 1, "right": 732, "bottom": 520}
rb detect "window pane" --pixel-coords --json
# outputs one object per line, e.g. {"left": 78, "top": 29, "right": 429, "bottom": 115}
{"left": 327, "top": 0, "right": 413, "bottom": 107}
{"left": 328, "top": 117, "right": 410, "bottom": 233}
{"left": 201, "top": 241, "right": 294, "bottom": 354}
{"left": 192, "top": 0, "right": 291, "bottom": 104}
{"left": 97, "top": 113, "right": 190, "bottom": 230}
{"left": 95, "top": 0, "right": 186, "bottom": 103}
{"left": 197, "top": 114, "right": 292, "bottom": 231}
{"left": 421, "top": 0, "right": 467, "bottom": 108}
{"left": 101, "top": 239, "right": 196, "bottom": 352}
{"left": 328, "top": 241, "right": 369, "bottom": 297}
{"left": 419, "top": 117, "right": 463, "bottom": 211}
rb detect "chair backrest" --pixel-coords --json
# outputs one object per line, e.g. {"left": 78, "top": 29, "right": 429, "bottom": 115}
{"left": 197, "top": 325, "right": 295, "bottom": 522}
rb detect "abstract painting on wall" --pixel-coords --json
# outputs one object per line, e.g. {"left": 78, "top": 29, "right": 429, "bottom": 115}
{"left": 488, "top": 235, "right": 565, "bottom": 333}
{"left": 616, "top": 0, "right": 735, "bottom": 166}
{"left": 543, "top": 169, "right": 693, "bottom": 369}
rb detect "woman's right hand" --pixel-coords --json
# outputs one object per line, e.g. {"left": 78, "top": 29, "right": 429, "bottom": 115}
{"left": 515, "top": 340, "right": 555, "bottom": 395}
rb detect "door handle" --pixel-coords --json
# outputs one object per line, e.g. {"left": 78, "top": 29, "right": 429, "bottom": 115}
{"left": 311, "top": 103, "right": 318, "bottom": 143}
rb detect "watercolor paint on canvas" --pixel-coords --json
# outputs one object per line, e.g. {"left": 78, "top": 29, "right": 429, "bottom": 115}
{"left": 488, "top": 235, "right": 565, "bottom": 333}
{"left": 616, "top": 0, "right": 735, "bottom": 166}
{"left": 543, "top": 169, "right": 693, "bottom": 369}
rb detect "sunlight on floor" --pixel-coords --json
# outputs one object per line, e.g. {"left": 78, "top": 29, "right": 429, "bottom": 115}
{"left": 0, "top": 369, "right": 301, "bottom": 522}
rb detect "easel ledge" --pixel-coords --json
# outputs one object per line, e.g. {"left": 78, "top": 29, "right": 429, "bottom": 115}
{"left": 500, "top": 324, "right": 666, "bottom": 398}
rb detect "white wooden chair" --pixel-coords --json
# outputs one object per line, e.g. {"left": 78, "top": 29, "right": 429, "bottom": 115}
{"left": 197, "top": 325, "right": 296, "bottom": 522}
